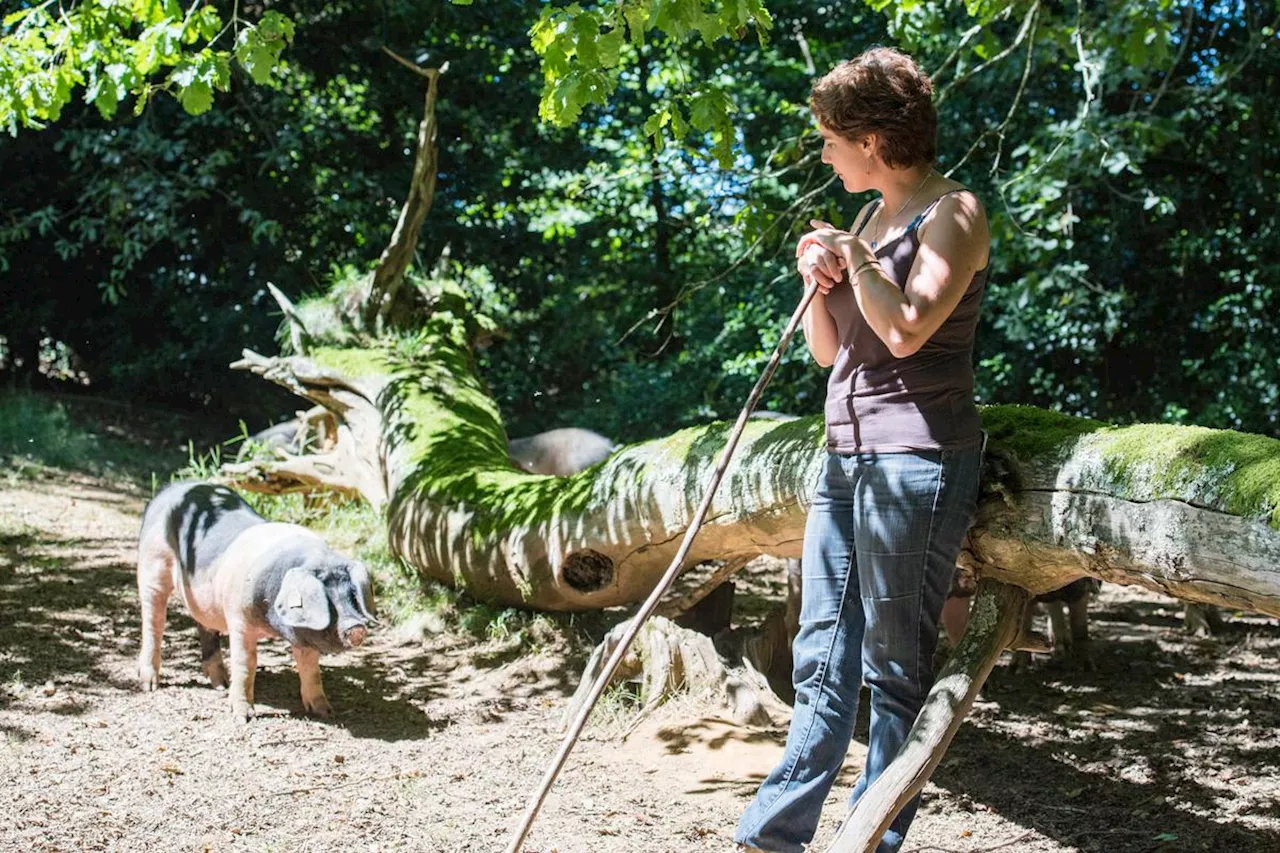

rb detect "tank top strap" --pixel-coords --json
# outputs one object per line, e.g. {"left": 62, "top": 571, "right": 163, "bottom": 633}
{"left": 853, "top": 200, "right": 881, "bottom": 237}
{"left": 905, "top": 188, "right": 970, "bottom": 234}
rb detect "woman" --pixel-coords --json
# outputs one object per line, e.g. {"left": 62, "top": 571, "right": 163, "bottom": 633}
{"left": 734, "top": 47, "right": 989, "bottom": 853}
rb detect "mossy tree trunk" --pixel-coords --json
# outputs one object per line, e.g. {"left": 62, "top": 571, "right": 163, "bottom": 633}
{"left": 223, "top": 37, "right": 1280, "bottom": 621}
{"left": 230, "top": 319, "right": 1280, "bottom": 619}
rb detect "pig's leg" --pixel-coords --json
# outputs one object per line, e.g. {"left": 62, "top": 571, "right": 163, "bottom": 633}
{"left": 137, "top": 545, "right": 175, "bottom": 691}
{"left": 291, "top": 646, "right": 332, "bottom": 718}
{"left": 226, "top": 622, "right": 259, "bottom": 723}
{"left": 1185, "top": 603, "right": 1224, "bottom": 636}
{"left": 197, "top": 626, "right": 229, "bottom": 689}
{"left": 1047, "top": 599, "right": 1072, "bottom": 659}
{"left": 1067, "top": 595, "right": 1095, "bottom": 670}
{"left": 1009, "top": 603, "right": 1044, "bottom": 673}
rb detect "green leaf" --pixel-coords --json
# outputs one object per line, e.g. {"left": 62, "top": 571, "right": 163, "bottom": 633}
{"left": 688, "top": 88, "right": 734, "bottom": 132}
{"left": 85, "top": 70, "right": 121, "bottom": 120}
{"left": 177, "top": 77, "right": 212, "bottom": 114}
{"left": 4, "top": 6, "right": 42, "bottom": 27}
{"left": 572, "top": 13, "right": 600, "bottom": 67}
{"left": 669, "top": 105, "right": 688, "bottom": 140}
{"left": 171, "top": 52, "right": 228, "bottom": 115}
{"left": 235, "top": 25, "right": 285, "bottom": 85}
{"left": 190, "top": 6, "right": 221, "bottom": 43}
{"left": 622, "top": 2, "right": 649, "bottom": 46}
{"left": 257, "top": 11, "right": 296, "bottom": 44}
{"left": 643, "top": 106, "right": 671, "bottom": 137}
{"left": 597, "top": 27, "right": 624, "bottom": 68}
{"left": 652, "top": 0, "right": 702, "bottom": 41}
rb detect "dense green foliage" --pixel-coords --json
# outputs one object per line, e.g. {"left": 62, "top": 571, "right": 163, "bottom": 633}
{"left": 1, "top": 1, "right": 1277, "bottom": 443}
{"left": 1, "top": 1, "right": 293, "bottom": 131}
{"left": 0, "top": 390, "right": 190, "bottom": 481}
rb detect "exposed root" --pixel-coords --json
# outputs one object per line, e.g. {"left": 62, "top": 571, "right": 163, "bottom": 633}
{"left": 563, "top": 616, "right": 775, "bottom": 732}
{"left": 230, "top": 349, "right": 379, "bottom": 408}
{"left": 219, "top": 452, "right": 363, "bottom": 499}
{"left": 228, "top": 349, "right": 389, "bottom": 506}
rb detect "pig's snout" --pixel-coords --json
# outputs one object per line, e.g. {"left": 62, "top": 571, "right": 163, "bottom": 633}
{"left": 343, "top": 625, "right": 368, "bottom": 648}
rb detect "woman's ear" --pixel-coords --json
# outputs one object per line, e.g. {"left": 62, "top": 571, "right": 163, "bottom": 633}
{"left": 860, "top": 133, "right": 878, "bottom": 160}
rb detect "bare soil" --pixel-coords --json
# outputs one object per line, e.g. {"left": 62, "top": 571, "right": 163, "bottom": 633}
{"left": 2, "top": 472, "right": 1279, "bottom": 853}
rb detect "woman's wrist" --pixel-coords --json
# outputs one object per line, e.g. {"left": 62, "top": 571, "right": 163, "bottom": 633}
{"left": 849, "top": 258, "right": 881, "bottom": 284}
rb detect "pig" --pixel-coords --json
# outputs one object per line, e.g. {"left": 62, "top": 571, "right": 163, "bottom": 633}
{"left": 1184, "top": 602, "right": 1225, "bottom": 636}
{"left": 234, "top": 419, "right": 302, "bottom": 462}
{"left": 508, "top": 427, "right": 618, "bottom": 476}
{"left": 747, "top": 410, "right": 799, "bottom": 422}
{"left": 136, "top": 481, "right": 377, "bottom": 722}
{"left": 1011, "top": 578, "right": 1099, "bottom": 671}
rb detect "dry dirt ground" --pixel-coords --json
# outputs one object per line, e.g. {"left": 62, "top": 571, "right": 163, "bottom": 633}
{"left": 2, "top": 473, "right": 1279, "bottom": 853}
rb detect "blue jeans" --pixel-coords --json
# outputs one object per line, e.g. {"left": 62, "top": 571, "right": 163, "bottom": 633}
{"left": 736, "top": 447, "right": 982, "bottom": 853}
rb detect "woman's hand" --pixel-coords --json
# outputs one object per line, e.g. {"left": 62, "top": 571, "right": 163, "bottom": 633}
{"left": 799, "top": 219, "right": 876, "bottom": 271}
{"left": 797, "top": 242, "right": 846, "bottom": 295}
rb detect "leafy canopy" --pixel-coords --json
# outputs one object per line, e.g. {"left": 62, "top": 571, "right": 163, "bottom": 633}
{"left": 528, "top": 0, "right": 774, "bottom": 167}
{"left": 0, "top": 0, "right": 293, "bottom": 132}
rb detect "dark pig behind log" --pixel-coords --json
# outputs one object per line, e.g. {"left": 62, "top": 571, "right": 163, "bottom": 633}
{"left": 233, "top": 419, "right": 303, "bottom": 461}
{"left": 507, "top": 427, "right": 618, "bottom": 476}
{"left": 1011, "top": 578, "right": 1099, "bottom": 670}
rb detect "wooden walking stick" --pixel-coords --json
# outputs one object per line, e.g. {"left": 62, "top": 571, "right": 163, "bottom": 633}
{"left": 503, "top": 281, "right": 822, "bottom": 853}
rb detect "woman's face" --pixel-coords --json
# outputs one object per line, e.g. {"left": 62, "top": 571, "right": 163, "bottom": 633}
{"left": 818, "top": 122, "right": 874, "bottom": 193}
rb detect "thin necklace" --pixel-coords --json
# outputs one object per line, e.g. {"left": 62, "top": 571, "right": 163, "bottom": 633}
{"left": 871, "top": 169, "right": 934, "bottom": 249}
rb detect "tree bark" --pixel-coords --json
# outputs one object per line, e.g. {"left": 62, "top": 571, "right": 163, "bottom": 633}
{"left": 364, "top": 51, "right": 444, "bottom": 330}
{"left": 963, "top": 414, "right": 1280, "bottom": 618}
{"left": 231, "top": 327, "right": 1280, "bottom": 622}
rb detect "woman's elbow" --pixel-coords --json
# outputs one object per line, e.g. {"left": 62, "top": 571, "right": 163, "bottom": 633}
{"left": 810, "top": 346, "right": 836, "bottom": 368}
{"left": 886, "top": 331, "right": 924, "bottom": 359}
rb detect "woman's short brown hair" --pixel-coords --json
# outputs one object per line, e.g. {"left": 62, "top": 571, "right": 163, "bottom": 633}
{"left": 810, "top": 47, "right": 937, "bottom": 169}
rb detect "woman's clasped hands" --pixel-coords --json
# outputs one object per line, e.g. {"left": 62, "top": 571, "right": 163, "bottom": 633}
{"left": 794, "top": 218, "right": 876, "bottom": 295}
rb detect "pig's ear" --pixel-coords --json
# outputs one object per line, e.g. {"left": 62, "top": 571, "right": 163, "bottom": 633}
{"left": 273, "top": 569, "right": 332, "bottom": 631}
{"left": 349, "top": 561, "right": 378, "bottom": 623}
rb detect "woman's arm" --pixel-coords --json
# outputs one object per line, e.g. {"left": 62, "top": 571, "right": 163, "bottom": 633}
{"left": 801, "top": 288, "right": 840, "bottom": 368}
{"left": 795, "top": 202, "right": 877, "bottom": 367}
{"left": 807, "top": 192, "right": 989, "bottom": 358}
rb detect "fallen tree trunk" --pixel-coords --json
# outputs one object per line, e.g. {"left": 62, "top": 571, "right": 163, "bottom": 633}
{"left": 217, "top": 30, "right": 1280, "bottom": 624}
{"left": 231, "top": 313, "right": 1280, "bottom": 621}
{"left": 966, "top": 407, "right": 1280, "bottom": 618}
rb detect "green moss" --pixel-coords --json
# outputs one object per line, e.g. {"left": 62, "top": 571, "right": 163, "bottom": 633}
{"left": 310, "top": 346, "right": 388, "bottom": 379}
{"left": 979, "top": 404, "right": 1106, "bottom": 461}
{"left": 1086, "top": 424, "right": 1280, "bottom": 529}
{"left": 979, "top": 405, "right": 1280, "bottom": 529}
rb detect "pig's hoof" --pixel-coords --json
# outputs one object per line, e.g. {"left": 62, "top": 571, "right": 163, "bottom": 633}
{"left": 1071, "top": 647, "right": 1097, "bottom": 672}
{"left": 202, "top": 659, "right": 229, "bottom": 690}
{"left": 231, "top": 701, "right": 256, "bottom": 724}
{"left": 302, "top": 695, "right": 333, "bottom": 718}
{"left": 138, "top": 667, "right": 160, "bottom": 692}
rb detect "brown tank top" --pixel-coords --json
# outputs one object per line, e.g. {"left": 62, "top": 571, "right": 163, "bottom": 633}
{"left": 822, "top": 190, "right": 988, "bottom": 453}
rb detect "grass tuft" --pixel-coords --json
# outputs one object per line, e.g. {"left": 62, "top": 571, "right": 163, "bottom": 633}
{"left": 0, "top": 391, "right": 187, "bottom": 484}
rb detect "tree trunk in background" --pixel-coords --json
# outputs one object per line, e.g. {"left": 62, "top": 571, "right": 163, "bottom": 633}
{"left": 363, "top": 53, "right": 443, "bottom": 331}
